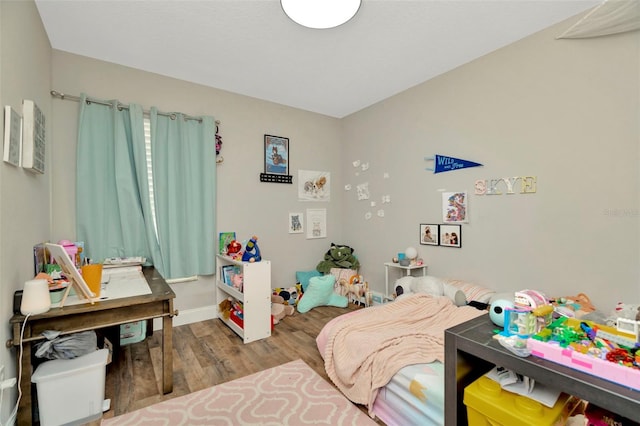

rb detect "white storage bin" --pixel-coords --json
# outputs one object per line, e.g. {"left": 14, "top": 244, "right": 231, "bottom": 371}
{"left": 31, "top": 349, "right": 109, "bottom": 426}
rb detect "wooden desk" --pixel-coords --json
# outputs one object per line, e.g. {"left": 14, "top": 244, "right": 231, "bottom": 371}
{"left": 444, "top": 315, "right": 640, "bottom": 425}
{"left": 8, "top": 267, "right": 177, "bottom": 425}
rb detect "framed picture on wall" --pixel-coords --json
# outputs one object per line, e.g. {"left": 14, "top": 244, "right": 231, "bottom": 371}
{"left": 288, "top": 212, "right": 304, "bottom": 234}
{"left": 306, "top": 208, "right": 327, "bottom": 239}
{"left": 442, "top": 191, "right": 468, "bottom": 223}
{"left": 264, "top": 134, "right": 289, "bottom": 176}
{"left": 439, "top": 224, "right": 461, "bottom": 248}
{"left": 419, "top": 224, "right": 439, "bottom": 246}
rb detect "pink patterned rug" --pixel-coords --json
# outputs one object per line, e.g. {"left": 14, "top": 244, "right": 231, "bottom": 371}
{"left": 101, "top": 359, "right": 377, "bottom": 425}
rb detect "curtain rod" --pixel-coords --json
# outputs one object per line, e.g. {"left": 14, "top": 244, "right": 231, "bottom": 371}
{"left": 50, "top": 90, "right": 220, "bottom": 125}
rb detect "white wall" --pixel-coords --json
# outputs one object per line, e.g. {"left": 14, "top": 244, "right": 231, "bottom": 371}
{"left": 50, "top": 51, "right": 344, "bottom": 323}
{"left": 0, "top": 1, "right": 52, "bottom": 422}
{"left": 342, "top": 17, "right": 640, "bottom": 311}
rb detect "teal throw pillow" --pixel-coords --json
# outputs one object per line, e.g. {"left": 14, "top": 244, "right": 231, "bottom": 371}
{"left": 297, "top": 275, "right": 348, "bottom": 314}
{"left": 296, "top": 270, "right": 322, "bottom": 292}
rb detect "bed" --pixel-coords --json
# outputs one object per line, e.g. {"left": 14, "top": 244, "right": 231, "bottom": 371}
{"left": 316, "top": 291, "right": 490, "bottom": 425}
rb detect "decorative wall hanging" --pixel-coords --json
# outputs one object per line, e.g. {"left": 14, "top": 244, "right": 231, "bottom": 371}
{"left": 22, "top": 99, "right": 45, "bottom": 174}
{"left": 298, "top": 170, "right": 330, "bottom": 201}
{"left": 475, "top": 176, "right": 537, "bottom": 195}
{"left": 442, "top": 191, "right": 468, "bottom": 223}
{"left": 420, "top": 224, "right": 439, "bottom": 246}
{"left": 3, "top": 106, "right": 22, "bottom": 166}
{"left": 260, "top": 134, "right": 292, "bottom": 183}
{"left": 306, "top": 208, "right": 327, "bottom": 239}
{"left": 215, "top": 123, "right": 224, "bottom": 164}
{"left": 356, "top": 182, "right": 370, "bottom": 200}
{"left": 288, "top": 212, "right": 304, "bottom": 234}
{"left": 425, "top": 154, "right": 482, "bottom": 174}
{"left": 440, "top": 224, "right": 462, "bottom": 248}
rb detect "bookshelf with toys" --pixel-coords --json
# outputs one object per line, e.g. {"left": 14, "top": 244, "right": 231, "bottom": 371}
{"left": 216, "top": 254, "right": 271, "bottom": 343}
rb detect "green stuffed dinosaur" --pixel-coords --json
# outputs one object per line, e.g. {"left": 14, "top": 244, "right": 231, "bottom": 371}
{"left": 316, "top": 243, "right": 360, "bottom": 274}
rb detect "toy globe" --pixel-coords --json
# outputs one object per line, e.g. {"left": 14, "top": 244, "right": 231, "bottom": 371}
{"left": 405, "top": 247, "right": 418, "bottom": 261}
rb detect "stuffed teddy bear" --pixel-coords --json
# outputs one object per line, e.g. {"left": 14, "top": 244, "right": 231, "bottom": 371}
{"left": 218, "top": 298, "right": 233, "bottom": 320}
{"left": 394, "top": 275, "right": 466, "bottom": 306}
{"left": 316, "top": 243, "right": 360, "bottom": 274}
{"left": 271, "top": 294, "right": 294, "bottom": 325}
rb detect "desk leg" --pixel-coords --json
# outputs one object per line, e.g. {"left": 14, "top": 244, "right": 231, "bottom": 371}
{"left": 15, "top": 324, "right": 33, "bottom": 425}
{"left": 161, "top": 313, "right": 173, "bottom": 394}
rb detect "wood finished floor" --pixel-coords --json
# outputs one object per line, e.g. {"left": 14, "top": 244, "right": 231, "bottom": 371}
{"left": 98, "top": 303, "right": 383, "bottom": 423}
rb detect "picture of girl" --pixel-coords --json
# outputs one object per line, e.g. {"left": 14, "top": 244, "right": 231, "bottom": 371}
{"left": 420, "top": 224, "right": 439, "bottom": 245}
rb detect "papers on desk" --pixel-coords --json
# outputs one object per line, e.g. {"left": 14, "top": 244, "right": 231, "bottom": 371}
{"left": 102, "top": 266, "right": 151, "bottom": 299}
{"left": 51, "top": 266, "right": 151, "bottom": 307}
{"left": 485, "top": 366, "right": 562, "bottom": 408}
{"left": 103, "top": 257, "right": 146, "bottom": 269}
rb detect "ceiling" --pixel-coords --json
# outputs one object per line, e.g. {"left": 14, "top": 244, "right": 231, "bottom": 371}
{"left": 35, "top": 0, "right": 600, "bottom": 118}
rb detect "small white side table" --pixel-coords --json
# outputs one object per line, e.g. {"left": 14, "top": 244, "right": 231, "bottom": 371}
{"left": 384, "top": 262, "right": 428, "bottom": 297}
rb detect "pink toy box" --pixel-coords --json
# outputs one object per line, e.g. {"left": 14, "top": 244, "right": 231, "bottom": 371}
{"left": 528, "top": 318, "right": 640, "bottom": 391}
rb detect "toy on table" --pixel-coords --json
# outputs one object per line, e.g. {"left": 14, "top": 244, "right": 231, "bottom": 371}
{"left": 514, "top": 289, "right": 553, "bottom": 333}
{"left": 490, "top": 299, "right": 515, "bottom": 327}
{"left": 241, "top": 236, "right": 261, "bottom": 263}
{"left": 504, "top": 307, "right": 537, "bottom": 338}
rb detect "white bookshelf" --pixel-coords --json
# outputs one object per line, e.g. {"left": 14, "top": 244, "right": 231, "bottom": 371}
{"left": 215, "top": 255, "right": 271, "bottom": 343}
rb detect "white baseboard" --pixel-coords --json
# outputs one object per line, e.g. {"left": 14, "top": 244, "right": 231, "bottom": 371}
{"left": 152, "top": 305, "right": 217, "bottom": 331}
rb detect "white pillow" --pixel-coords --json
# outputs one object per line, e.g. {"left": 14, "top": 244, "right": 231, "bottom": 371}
{"left": 446, "top": 279, "right": 496, "bottom": 303}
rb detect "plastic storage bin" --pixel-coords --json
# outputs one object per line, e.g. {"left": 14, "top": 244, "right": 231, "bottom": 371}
{"left": 31, "top": 349, "right": 109, "bottom": 426}
{"left": 464, "top": 375, "right": 580, "bottom": 426}
{"left": 120, "top": 320, "right": 147, "bottom": 345}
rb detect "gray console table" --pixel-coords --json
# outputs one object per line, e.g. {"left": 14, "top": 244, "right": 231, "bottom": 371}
{"left": 444, "top": 314, "right": 640, "bottom": 425}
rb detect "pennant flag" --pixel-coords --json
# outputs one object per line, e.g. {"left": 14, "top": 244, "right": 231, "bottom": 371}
{"left": 425, "top": 154, "right": 483, "bottom": 174}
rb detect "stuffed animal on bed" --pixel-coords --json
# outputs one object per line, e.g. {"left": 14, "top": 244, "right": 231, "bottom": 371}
{"left": 394, "top": 275, "right": 466, "bottom": 306}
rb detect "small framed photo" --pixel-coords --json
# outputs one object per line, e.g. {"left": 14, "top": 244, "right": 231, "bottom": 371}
{"left": 306, "top": 208, "right": 327, "bottom": 239}
{"left": 288, "top": 212, "right": 304, "bottom": 234}
{"left": 439, "top": 224, "right": 462, "bottom": 248}
{"left": 420, "top": 224, "right": 439, "bottom": 245}
{"left": 264, "top": 134, "right": 289, "bottom": 176}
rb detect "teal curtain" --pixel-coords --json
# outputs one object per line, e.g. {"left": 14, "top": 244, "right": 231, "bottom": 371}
{"left": 150, "top": 109, "right": 216, "bottom": 278}
{"left": 76, "top": 95, "right": 152, "bottom": 263}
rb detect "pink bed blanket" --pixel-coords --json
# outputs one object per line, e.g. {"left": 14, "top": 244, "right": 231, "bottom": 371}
{"left": 320, "top": 294, "right": 486, "bottom": 414}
